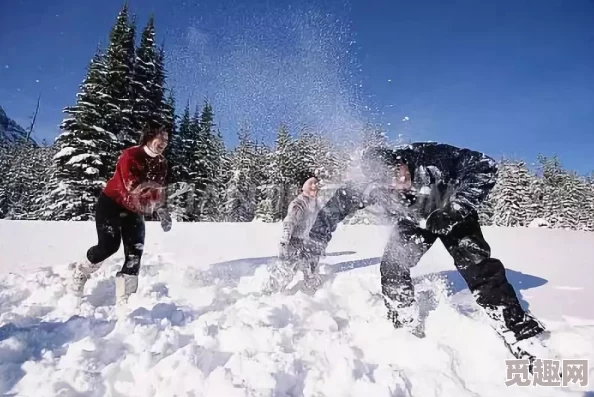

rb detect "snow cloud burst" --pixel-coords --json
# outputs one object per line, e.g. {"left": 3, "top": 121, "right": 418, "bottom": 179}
{"left": 166, "top": 4, "right": 366, "bottom": 147}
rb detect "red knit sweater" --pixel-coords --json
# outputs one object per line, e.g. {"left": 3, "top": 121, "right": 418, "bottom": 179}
{"left": 103, "top": 145, "right": 168, "bottom": 215}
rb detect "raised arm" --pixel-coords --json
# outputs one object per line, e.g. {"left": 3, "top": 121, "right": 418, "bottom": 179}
{"left": 425, "top": 146, "right": 498, "bottom": 234}
{"left": 449, "top": 148, "right": 498, "bottom": 216}
{"left": 307, "top": 182, "right": 364, "bottom": 252}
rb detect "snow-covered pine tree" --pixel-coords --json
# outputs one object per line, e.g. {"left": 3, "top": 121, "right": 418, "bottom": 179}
{"left": 162, "top": 91, "right": 176, "bottom": 160}
{"left": 515, "top": 161, "right": 534, "bottom": 226}
{"left": 549, "top": 166, "right": 594, "bottom": 232}
{"left": 254, "top": 123, "right": 300, "bottom": 222}
{"left": 274, "top": 123, "right": 300, "bottom": 218}
{"left": 160, "top": 91, "right": 188, "bottom": 221}
{"left": 215, "top": 135, "right": 232, "bottom": 222}
{"left": 0, "top": 143, "right": 24, "bottom": 218}
{"left": 293, "top": 129, "right": 317, "bottom": 179}
{"left": 585, "top": 173, "right": 594, "bottom": 231}
{"left": 527, "top": 172, "right": 546, "bottom": 227}
{"left": 211, "top": 130, "right": 229, "bottom": 222}
{"left": 296, "top": 129, "right": 348, "bottom": 183}
{"left": 252, "top": 138, "right": 273, "bottom": 222}
{"left": 223, "top": 125, "right": 259, "bottom": 222}
{"left": 534, "top": 155, "right": 566, "bottom": 228}
{"left": 163, "top": 92, "right": 183, "bottom": 184}
{"left": 155, "top": 47, "right": 170, "bottom": 127}
{"left": 559, "top": 169, "right": 582, "bottom": 230}
{"left": 523, "top": 167, "right": 544, "bottom": 226}
{"left": 168, "top": 103, "right": 195, "bottom": 221}
{"left": 0, "top": 141, "right": 10, "bottom": 217}
{"left": 254, "top": 147, "right": 276, "bottom": 223}
{"left": 490, "top": 160, "right": 535, "bottom": 227}
{"left": 1, "top": 142, "right": 51, "bottom": 219}
{"left": 185, "top": 104, "right": 209, "bottom": 220}
{"left": 0, "top": 142, "right": 32, "bottom": 218}
{"left": 572, "top": 174, "right": 593, "bottom": 231}
{"left": 104, "top": 5, "right": 137, "bottom": 149}
{"left": 28, "top": 143, "right": 57, "bottom": 219}
{"left": 251, "top": 141, "right": 273, "bottom": 221}
{"left": 197, "top": 100, "right": 225, "bottom": 221}
{"left": 131, "top": 16, "right": 167, "bottom": 135}
{"left": 40, "top": 50, "right": 118, "bottom": 220}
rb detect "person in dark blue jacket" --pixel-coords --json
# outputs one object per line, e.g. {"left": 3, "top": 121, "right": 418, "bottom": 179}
{"left": 304, "top": 142, "right": 550, "bottom": 370}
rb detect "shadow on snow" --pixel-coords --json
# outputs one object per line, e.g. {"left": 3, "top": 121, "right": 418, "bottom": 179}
{"left": 190, "top": 251, "right": 357, "bottom": 288}
{"left": 0, "top": 315, "right": 115, "bottom": 395}
{"left": 330, "top": 256, "right": 548, "bottom": 311}
{"left": 194, "top": 250, "right": 547, "bottom": 313}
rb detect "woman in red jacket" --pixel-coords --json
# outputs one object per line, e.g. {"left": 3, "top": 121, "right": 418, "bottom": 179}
{"left": 69, "top": 124, "right": 172, "bottom": 304}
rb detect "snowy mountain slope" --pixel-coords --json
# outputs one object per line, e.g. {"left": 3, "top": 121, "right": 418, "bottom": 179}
{"left": 0, "top": 106, "right": 34, "bottom": 145}
{"left": 0, "top": 220, "right": 593, "bottom": 396}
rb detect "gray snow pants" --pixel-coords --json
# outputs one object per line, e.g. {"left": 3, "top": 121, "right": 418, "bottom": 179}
{"left": 269, "top": 237, "right": 320, "bottom": 292}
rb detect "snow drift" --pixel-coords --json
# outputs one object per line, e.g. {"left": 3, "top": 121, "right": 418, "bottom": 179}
{"left": 0, "top": 220, "right": 593, "bottom": 396}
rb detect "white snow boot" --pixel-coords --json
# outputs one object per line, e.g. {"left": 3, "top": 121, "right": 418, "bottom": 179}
{"left": 115, "top": 272, "right": 138, "bottom": 305}
{"left": 68, "top": 258, "right": 102, "bottom": 297}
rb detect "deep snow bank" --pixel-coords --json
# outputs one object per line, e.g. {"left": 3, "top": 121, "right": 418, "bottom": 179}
{"left": 0, "top": 220, "right": 593, "bottom": 396}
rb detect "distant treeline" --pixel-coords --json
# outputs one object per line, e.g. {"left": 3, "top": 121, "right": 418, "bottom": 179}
{"left": 1, "top": 5, "right": 592, "bottom": 231}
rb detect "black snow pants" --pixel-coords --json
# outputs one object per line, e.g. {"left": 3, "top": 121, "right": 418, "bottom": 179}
{"left": 86, "top": 193, "right": 145, "bottom": 276}
{"left": 308, "top": 185, "right": 545, "bottom": 344}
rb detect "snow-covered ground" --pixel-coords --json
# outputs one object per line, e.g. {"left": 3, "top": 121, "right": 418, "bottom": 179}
{"left": 0, "top": 220, "right": 593, "bottom": 396}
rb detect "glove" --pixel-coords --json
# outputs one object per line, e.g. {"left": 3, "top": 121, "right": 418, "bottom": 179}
{"left": 278, "top": 233, "right": 292, "bottom": 258}
{"left": 278, "top": 241, "right": 289, "bottom": 259}
{"left": 155, "top": 207, "right": 172, "bottom": 232}
{"left": 425, "top": 203, "right": 468, "bottom": 236}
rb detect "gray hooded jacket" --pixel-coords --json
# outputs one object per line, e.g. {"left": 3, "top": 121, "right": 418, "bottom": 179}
{"left": 281, "top": 193, "right": 319, "bottom": 243}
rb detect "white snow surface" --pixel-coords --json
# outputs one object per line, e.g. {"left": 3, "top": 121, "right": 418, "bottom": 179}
{"left": 0, "top": 220, "right": 593, "bottom": 396}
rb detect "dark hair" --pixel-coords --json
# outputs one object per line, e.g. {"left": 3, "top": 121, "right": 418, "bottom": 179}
{"left": 297, "top": 172, "right": 318, "bottom": 186}
{"left": 139, "top": 121, "right": 167, "bottom": 146}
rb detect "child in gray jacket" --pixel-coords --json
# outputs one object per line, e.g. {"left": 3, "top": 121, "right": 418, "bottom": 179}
{"left": 266, "top": 176, "right": 322, "bottom": 294}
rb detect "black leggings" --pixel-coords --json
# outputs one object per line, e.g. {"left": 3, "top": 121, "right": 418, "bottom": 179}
{"left": 86, "top": 193, "right": 145, "bottom": 276}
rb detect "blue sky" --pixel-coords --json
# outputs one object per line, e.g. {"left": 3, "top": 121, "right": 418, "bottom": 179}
{"left": 1, "top": 0, "right": 593, "bottom": 174}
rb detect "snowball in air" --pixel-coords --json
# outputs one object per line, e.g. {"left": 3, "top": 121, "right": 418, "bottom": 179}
{"left": 402, "top": 116, "right": 409, "bottom": 121}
